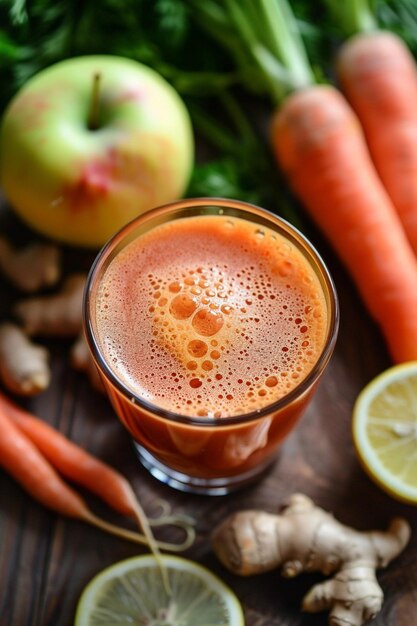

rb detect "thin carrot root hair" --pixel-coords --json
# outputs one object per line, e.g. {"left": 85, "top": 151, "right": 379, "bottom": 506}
{"left": 81, "top": 508, "right": 195, "bottom": 553}
{"left": 124, "top": 483, "right": 171, "bottom": 593}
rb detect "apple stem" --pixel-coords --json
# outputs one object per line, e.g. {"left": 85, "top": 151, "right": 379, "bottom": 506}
{"left": 88, "top": 72, "right": 101, "bottom": 130}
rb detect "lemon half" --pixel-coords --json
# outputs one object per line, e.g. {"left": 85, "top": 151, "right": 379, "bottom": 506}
{"left": 74, "top": 554, "right": 244, "bottom": 626}
{"left": 353, "top": 361, "right": 417, "bottom": 504}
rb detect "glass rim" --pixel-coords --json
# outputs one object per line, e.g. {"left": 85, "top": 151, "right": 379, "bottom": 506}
{"left": 83, "top": 197, "right": 339, "bottom": 427}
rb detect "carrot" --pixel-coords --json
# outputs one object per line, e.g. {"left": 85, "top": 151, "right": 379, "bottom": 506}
{"left": 0, "top": 390, "right": 195, "bottom": 554}
{"left": 270, "top": 84, "right": 417, "bottom": 364}
{"left": 336, "top": 29, "right": 417, "bottom": 257}
{"left": 0, "top": 406, "right": 158, "bottom": 545}
{"left": 0, "top": 390, "right": 139, "bottom": 517}
{"left": 188, "top": 0, "right": 417, "bottom": 363}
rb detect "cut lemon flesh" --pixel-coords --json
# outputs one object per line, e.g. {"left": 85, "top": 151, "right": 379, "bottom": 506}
{"left": 74, "top": 554, "right": 244, "bottom": 626}
{"left": 353, "top": 362, "right": 417, "bottom": 504}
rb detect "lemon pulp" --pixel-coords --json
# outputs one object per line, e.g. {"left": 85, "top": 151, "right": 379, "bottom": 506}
{"left": 353, "top": 361, "right": 417, "bottom": 504}
{"left": 74, "top": 554, "right": 244, "bottom": 626}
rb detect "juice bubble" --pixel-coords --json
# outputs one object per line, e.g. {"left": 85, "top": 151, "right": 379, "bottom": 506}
{"left": 188, "top": 340, "right": 208, "bottom": 358}
{"left": 170, "top": 294, "right": 198, "bottom": 319}
{"left": 265, "top": 376, "right": 278, "bottom": 387}
{"left": 192, "top": 308, "right": 224, "bottom": 337}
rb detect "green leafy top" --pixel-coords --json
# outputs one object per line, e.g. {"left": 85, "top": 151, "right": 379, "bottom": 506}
{"left": 0, "top": 0, "right": 240, "bottom": 104}
{"left": 2, "top": 0, "right": 417, "bottom": 222}
{"left": 303, "top": 0, "right": 417, "bottom": 50}
{"left": 187, "top": 0, "right": 315, "bottom": 105}
{"left": 323, "top": 0, "right": 377, "bottom": 36}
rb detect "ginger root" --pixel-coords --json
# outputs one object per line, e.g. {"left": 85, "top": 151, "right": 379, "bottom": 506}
{"left": 0, "top": 237, "right": 61, "bottom": 292}
{"left": 13, "top": 273, "right": 105, "bottom": 393}
{"left": 212, "top": 493, "right": 411, "bottom": 626}
{"left": 70, "top": 332, "right": 104, "bottom": 393}
{"left": 0, "top": 323, "right": 50, "bottom": 395}
{"left": 14, "top": 273, "right": 86, "bottom": 337}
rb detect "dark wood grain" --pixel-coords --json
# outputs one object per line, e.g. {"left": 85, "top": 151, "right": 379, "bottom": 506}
{"left": 0, "top": 200, "right": 416, "bottom": 626}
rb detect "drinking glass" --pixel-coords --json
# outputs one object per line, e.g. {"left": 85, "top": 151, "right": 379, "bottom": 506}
{"left": 84, "top": 198, "right": 339, "bottom": 494}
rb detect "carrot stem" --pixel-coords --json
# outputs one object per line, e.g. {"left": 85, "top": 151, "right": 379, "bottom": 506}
{"left": 188, "top": 0, "right": 314, "bottom": 103}
{"left": 325, "top": 0, "right": 377, "bottom": 35}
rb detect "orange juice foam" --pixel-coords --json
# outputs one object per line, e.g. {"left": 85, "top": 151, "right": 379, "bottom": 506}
{"left": 95, "top": 215, "right": 328, "bottom": 417}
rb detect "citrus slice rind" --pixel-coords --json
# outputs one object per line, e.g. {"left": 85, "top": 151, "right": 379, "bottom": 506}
{"left": 74, "top": 554, "right": 244, "bottom": 626}
{"left": 353, "top": 361, "right": 417, "bottom": 505}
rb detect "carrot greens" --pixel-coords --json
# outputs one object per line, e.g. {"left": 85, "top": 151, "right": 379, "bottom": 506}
{"left": 188, "top": 0, "right": 315, "bottom": 104}
{"left": 323, "top": 0, "right": 377, "bottom": 35}
{"left": 2, "top": 0, "right": 417, "bottom": 232}
{"left": 296, "top": 0, "right": 417, "bottom": 55}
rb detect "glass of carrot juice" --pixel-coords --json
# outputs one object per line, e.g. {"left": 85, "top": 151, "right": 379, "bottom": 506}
{"left": 84, "top": 198, "right": 338, "bottom": 494}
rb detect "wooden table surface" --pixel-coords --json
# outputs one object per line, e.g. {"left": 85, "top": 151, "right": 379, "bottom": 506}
{"left": 0, "top": 197, "right": 416, "bottom": 626}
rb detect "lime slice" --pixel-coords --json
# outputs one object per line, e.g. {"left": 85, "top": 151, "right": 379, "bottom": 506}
{"left": 74, "top": 554, "right": 244, "bottom": 626}
{"left": 353, "top": 361, "right": 417, "bottom": 504}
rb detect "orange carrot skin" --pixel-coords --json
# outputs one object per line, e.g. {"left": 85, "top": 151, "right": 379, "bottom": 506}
{"left": 0, "top": 390, "right": 136, "bottom": 517}
{"left": 0, "top": 409, "right": 89, "bottom": 519}
{"left": 337, "top": 31, "right": 417, "bottom": 255}
{"left": 271, "top": 84, "right": 417, "bottom": 364}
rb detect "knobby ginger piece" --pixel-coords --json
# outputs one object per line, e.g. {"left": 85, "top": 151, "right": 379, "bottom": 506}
{"left": 0, "top": 323, "right": 50, "bottom": 395}
{"left": 212, "top": 493, "right": 411, "bottom": 626}
{"left": 71, "top": 332, "right": 104, "bottom": 393}
{"left": 0, "top": 237, "right": 61, "bottom": 292}
{"left": 14, "top": 273, "right": 86, "bottom": 337}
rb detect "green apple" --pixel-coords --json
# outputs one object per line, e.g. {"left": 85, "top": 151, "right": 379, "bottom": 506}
{"left": 0, "top": 56, "right": 194, "bottom": 247}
